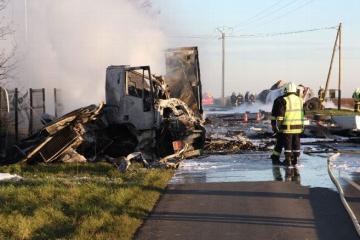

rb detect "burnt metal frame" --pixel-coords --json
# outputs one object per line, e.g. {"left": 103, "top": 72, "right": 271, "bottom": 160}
{"left": 125, "top": 66, "right": 156, "bottom": 125}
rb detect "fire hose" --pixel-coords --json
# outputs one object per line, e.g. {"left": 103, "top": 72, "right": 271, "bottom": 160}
{"left": 327, "top": 153, "right": 360, "bottom": 236}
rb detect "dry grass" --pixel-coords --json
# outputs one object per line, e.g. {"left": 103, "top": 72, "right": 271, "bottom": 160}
{"left": 306, "top": 109, "right": 359, "bottom": 116}
{"left": 0, "top": 162, "right": 173, "bottom": 240}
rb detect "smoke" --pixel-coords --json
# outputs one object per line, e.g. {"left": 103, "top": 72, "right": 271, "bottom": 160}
{"left": 12, "top": 0, "right": 167, "bottom": 113}
{"left": 204, "top": 103, "right": 273, "bottom": 116}
{"left": 233, "top": 103, "right": 273, "bottom": 114}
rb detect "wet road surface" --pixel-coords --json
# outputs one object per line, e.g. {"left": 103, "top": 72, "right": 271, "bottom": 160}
{"left": 136, "top": 145, "right": 360, "bottom": 240}
{"left": 170, "top": 151, "right": 334, "bottom": 188}
{"left": 135, "top": 181, "right": 357, "bottom": 240}
{"left": 330, "top": 151, "right": 360, "bottom": 225}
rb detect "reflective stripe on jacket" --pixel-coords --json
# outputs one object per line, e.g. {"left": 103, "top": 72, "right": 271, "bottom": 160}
{"left": 281, "top": 94, "right": 304, "bottom": 134}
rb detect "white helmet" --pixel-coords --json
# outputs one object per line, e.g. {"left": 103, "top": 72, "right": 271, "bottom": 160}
{"left": 284, "top": 82, "right": 298, "bottom": 94}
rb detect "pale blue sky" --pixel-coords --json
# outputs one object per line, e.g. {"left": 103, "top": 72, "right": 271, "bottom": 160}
{"left": 155, "top": 0, "right": 360, "bottom": 97}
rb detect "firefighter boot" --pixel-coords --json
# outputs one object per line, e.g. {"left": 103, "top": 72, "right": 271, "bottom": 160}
{"left": 283, "top": 154, "right": 292, "bottom": 167}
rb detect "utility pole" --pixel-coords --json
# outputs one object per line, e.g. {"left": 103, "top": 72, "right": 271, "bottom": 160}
{"left": 216, "top": 28, "right": 226, "bottom": 106}
{"left": 216, "top": 27, "right": 232, "bottom": 106}
{"left": 338, "top": 23, "right": 342, "bottom": 110}
{"left": 221, "top": 31, "right": 225, "bottom": 106}
{"left": 323, "top": 23, "right": 342, "bottom": 110}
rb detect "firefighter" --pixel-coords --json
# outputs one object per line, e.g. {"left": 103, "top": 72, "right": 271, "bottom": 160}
{"left": 352, "top": 88, "right": 360, "bottom": 112}
{"left": 318, "top": 86, "right": 325, "bottom": 102}
{"left": 230, "top": 92, "right": 237, "bottom": 106}
{"left": 270, "top": 82, "right": 305, "bottom": 166}
{"left": 244, "top": 91, "right": 250, "bottom": 103}
{"left": 237, "top": 93, "right": 244, "bottom": 105}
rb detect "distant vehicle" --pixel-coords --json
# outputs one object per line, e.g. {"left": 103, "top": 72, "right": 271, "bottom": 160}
{"left": 257, "top": 80, "right": 321, "bottom": 111}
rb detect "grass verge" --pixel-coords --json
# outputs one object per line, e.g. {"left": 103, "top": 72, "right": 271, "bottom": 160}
{"left": 0, "top": 162, "right": 173, "bottom": 240}
{"left": 306, "top": 109, "right": 359, "bottom": 117}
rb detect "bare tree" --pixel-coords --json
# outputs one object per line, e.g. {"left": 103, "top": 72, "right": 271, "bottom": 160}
{"left": 0, "top": 0, "right": 15, "bottom": 81}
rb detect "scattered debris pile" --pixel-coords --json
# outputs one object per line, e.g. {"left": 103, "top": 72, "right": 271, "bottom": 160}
{"left": 1, "top": 99, "right": 204, "bottom": 170}
{"left": 203, "top": 113, "right": 270, "bottom": 154}
{"left": 4, "top": 104, "right": 105, "bottom": 164}
{"left": 204, "top": 137, "right": 257, "bottom": 154}
{"left": 107, "top": 152, "right": 149, "bottom": 173}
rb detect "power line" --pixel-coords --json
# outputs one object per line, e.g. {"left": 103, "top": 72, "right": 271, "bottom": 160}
{"left": 228, "top": 25, "right": 337, "bottom": 39}
{"left": 168, "top": 1, "right": 318, "bottom": 41}
{"left": 168, "top": 25, "right": 337, "bottom": 40}
{"left": 251, "top": 0, "right": 316, "bottom": 29}
{"left": 233, "top": 0, "right": 302, "bottom": 30}
{"left": 167, "top": 35, "right": 217, "bottom": 39}
{"left": 232, "top": 0, "right": 283, "bottom": 29}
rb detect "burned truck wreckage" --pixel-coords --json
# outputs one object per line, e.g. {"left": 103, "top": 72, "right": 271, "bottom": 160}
{"left": 1, "top": 47, "right": 206, "bottom": 168}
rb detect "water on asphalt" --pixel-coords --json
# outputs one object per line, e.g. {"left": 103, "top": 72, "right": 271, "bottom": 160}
{"left": 171, "top": 151, "right": 333, "bottom": 189}
{"left": 171, "top": 143, "right": 360, "bottom": 191}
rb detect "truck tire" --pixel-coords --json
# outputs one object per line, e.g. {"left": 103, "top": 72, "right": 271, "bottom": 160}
{"left": 304, "top": 97, "right": 321, "bottom": 111}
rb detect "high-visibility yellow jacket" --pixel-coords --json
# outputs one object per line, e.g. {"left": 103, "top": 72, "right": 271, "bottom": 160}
{"left": 271, "top": 93, "right": 304, "bottom": 134}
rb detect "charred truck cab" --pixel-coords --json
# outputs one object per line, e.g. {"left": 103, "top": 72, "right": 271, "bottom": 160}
{"left": 104, "top": 59, "right": 205, "bottom": 159}
{"left": 105, "top": 66, "right": 159, "bottom": 130}
{"left": 104, "top": 66, "right": 159, "bottom": 158}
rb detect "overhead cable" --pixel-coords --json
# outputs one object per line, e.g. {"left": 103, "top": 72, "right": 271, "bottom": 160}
{"left": 234, "top": 0, "right": 302, "bottom": 30}
{"left": 167, "top": 25, "right": 337, "bottom": 40}
{"left": 232, "top": 0, "right": 284, "bottom": 29}
{"left": 252, "top": 0, "right": 316, "bottom": 28}
{"left": 228, "top": 25, "right": 337, "bottom": 39}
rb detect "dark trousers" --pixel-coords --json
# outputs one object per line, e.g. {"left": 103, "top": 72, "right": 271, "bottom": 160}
{"left": 272, "top": 133, "right": 284, "bottom": 159}
{"left": 284, "top": 133, "right": 301, "bottom": 158}
{"left": 272, "top": 133, "right": 301, "bottom": 159}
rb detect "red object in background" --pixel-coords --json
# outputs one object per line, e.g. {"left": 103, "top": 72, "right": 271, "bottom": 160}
{"left": 202, "top": 92, "right": 214, "bottom": 106}
{"left": 243, "top": 112, "right": 248, "bottom": 123}
{"left": 202, "top": 97, "right": 214, "bottom": 106}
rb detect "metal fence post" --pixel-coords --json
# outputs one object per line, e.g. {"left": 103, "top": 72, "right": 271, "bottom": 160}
{"left": 42, "top": 88, "right": 46, "bottom": 113}
{"left": 0, "top": 89, "right": 2, "bottom": 139}
{"left": 29, "top": 88, "right": 33, "bottom": 136}
{"left": 54, "top": 88, "right": 58, "bottom": 118}
{"left": 14, "top": 88, "right": 18, "bottom": 142}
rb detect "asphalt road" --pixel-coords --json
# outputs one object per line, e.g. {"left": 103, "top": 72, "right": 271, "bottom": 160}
{"left": 135, "top": 181, "right": 358, "bottom": 240}
{"left": 343, "top": 172, "right": 360, "bottom": 221}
